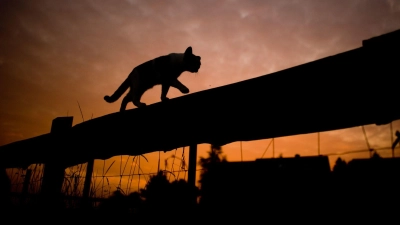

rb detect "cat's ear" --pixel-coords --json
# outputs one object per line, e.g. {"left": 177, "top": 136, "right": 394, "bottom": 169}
{"left": 184, "top": 46, "right": 193, "bottom": 55}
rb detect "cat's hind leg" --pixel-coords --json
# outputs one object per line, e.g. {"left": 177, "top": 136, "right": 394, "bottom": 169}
{"left": 120, "top": 93, "right": 131, "bottom": 112}
{"left": 129, "top": 72, "right": 147, "bottom": 108}
{"left": 119, "top": 90, "right": 146, "bottom": 111}
{"left": 131, "top": 89, "right": 147, "bottom": 108}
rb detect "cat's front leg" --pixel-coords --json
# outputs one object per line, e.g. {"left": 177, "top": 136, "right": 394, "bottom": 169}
{"left": 171, "top": 80, "right": 189, "bottom": 94}
{"left": 161, "top": 84, "right": 170, "bottom": 102}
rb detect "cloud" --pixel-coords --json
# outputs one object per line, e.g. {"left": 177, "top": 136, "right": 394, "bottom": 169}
{"left": 387, "top": 0, "right": 400, "bottom": 12}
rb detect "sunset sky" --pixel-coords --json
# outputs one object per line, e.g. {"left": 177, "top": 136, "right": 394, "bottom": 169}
{"left": 1, "top": 0, "right": 400, "bottom": 194}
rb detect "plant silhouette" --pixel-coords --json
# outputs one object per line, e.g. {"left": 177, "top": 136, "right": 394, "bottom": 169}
{"left": 140, "top": 170, "right": 199, "bottom": 217}
{"left": 198, "top": 145, "right": 227, "bottom": 210}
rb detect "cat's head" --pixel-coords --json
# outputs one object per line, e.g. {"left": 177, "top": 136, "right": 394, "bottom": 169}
{"left": 183, "top": 46, "right": 201, "bottom": 73}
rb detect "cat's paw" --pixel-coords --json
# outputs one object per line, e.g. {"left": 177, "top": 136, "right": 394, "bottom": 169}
{"left": 181, "top": 87, "right": 189, "bottom": 94}
{"left": 134, "top": 102, "right": 146, "bottom": 108}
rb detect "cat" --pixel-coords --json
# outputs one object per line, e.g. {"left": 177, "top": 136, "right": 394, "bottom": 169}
{"left": 104, "top": 46, "right": 201, "bottom": 112}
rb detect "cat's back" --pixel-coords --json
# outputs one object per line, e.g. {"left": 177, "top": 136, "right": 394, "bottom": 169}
{"left": 135, "top": 54, "right": 169, "bottom": 72}
{"left": 153, "top": 53, "right": 183, "bottom": 70}
{"left": 135, "top": 53, "right": 183, "bottom": 74}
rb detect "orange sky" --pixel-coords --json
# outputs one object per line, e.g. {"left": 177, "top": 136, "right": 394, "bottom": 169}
{"left": 1, "top": 0, "right": 400, "bottom": 195}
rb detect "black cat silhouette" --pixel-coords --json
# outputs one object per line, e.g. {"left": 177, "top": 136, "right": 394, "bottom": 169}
{"left": 104, "top": 46, "right": 201, "bottom": 111}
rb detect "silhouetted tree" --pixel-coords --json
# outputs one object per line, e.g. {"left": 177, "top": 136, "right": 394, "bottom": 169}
{"left": 95, "top": 190, "right": 144, "bottom": 222}
{"left": 198, "top": 145, "right": 227, "bottom": 189}
{"left": 139, "top": 171, "right": 199, "bottom": 216}
{"left": 140, "top": 171, "right": 171, "bottom": 213}
{"left": 371, "top": 151, "right": 382, "bottom": 160}
{"left": 392, "top": 130, "right": 400, "bottom": 150}
{"left": 170, "top": 178, "right": 199, "bottom": 214}
{"left": 333, "top": 157, "right": 347, "bottom": 175}
{"left": 331, "top": 157, "right": 348, "bottom": 200}
{"left": 198, "top": 145, "right": 227, "bottom": 175}
{"left": 98, "top": 189, "right": 143, "bottom": 215}
{"left": 0, "top": 169, "right": 12, "bottom": 210}
{"left": 198, "top": 144, "right": 227, "bottom": 208}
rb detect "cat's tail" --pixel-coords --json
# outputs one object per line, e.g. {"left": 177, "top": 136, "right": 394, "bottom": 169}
{"left": 104, "top": 77, "right": 130, "bottom": 103}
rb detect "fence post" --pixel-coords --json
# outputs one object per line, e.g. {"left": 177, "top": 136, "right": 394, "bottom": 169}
{"left": 20, "top": 169, "right": 32, "bottom": 205}
{"left": 81, "top": 158, "right": 94, "bottom": 208}
{"left": 188, "top": 144, "right": 198, "bottom": 205}
{"left": 40, "top": 116, "right": 73, "bottom": 208}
